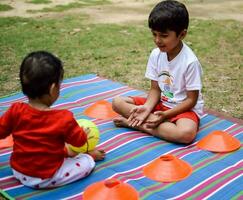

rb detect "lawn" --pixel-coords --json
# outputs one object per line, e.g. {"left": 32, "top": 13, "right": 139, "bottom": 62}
{"left": 0, "top": 4, "right": 13, "bottom": 12}
{"left": 0, "top": 2, "right": 242, "bottom": 119}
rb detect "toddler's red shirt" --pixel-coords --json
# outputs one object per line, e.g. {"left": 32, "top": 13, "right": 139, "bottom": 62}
{"left": 0, "top": 102, "right": 87, "bottom": 179}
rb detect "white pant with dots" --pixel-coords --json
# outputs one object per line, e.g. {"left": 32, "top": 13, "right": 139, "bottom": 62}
{"left": 12, "top": 153, "right": 95, "bottom": 189}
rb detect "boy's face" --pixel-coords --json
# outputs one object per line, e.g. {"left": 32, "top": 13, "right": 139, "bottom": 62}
{"left": 151, "top": 29, "right": 186, "bottom": 54}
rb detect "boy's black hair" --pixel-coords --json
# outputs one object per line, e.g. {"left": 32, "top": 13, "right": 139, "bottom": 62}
{"left": 20, "top": 51, "right": 64, "bottom": 99}
{"left": 148, "top": 0, "right": 189, "bottom": 35}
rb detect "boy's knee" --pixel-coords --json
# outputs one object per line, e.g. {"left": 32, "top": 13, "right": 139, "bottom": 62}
{"left": 112, "top": 96, "right": 122, "bottom": 103}
{"left": 112, "top": 96, "right": 123, "bottom": 111}
{"left": 178, "top": 129, "right": 196, "bottom": 144}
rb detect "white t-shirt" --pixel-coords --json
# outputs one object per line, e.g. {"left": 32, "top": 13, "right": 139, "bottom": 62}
{"left": 145, "top": 43, "right": 204, "bottom": 118}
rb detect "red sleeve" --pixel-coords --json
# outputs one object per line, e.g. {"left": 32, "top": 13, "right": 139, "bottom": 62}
{"left": 0, "top": 104, "right": 16, "bottom": 139}
{"left": 64, "top": 113, "right": 87, "bottom": 147}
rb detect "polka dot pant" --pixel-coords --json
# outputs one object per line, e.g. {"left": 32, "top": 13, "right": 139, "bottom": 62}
{"left": 12, "top": 154, "right": 95, "bottom": 188}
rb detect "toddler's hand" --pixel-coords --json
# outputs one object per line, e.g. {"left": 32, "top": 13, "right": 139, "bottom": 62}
{"left": 65, "top": 143, "right": 78, "bottom": 157}
{"left": 83, "top": 127, "right": 90, "bottom": 135}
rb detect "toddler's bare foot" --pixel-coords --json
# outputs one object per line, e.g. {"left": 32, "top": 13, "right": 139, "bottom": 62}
{"left": 88, "top": 149, "right": 105, "bottom": 161}
{"left": 113, "top": 116, "right": 130, "bottom": 127}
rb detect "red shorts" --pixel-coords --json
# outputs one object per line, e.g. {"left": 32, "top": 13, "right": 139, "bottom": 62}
{"left": 131, "top": 96, "right": 199, "bottom": 125}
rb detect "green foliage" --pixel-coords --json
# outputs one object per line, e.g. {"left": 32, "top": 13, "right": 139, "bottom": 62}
{"left": 26, "top": 0, "right": 52, "bottom": 4}
{"left": 0, "top": 4, "right": 13, "bottom": 11}
{"left": 0, "top": 15, "right": 242, "bottom": 118}
{"left": 185, "top": 19, "right": 243, "bottom": 118}
{"left": 27, "top": 0, "right": 110, "bottom": 13}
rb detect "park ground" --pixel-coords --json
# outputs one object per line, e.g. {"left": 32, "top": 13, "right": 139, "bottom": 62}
{"left": 0, "top": 0, "right": 242, "bottom": 119}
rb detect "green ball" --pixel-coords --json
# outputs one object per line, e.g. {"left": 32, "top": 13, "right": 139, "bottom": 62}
{"left": 70, "top": 119, "right": 100, "bottom": 153}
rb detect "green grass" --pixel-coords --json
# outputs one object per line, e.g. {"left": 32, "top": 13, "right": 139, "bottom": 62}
{"left": 0, "top": 4, "right": 13, "bottom": 12}
{"left": 26, "top": 0, "right": 52, "bottom": 4}
{"left": 0, "top": 15, "right": 242, "bottom": 119}
{"left": 27, "top": 0, "right": 110, "bottom": 13}
{"left": 185, "top": 20, "right": 243, "bottom": 118}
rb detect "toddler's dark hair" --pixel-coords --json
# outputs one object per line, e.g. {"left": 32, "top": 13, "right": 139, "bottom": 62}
{"left": 20, "top": 51, "right": 64, "bottom": 99}
{"left": 148, "top": 0, "right": 189, "bottom": 35}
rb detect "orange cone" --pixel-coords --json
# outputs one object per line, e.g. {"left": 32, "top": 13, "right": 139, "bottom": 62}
{"left": 0, "top": 135, "right": 13, "bottom": 149}
{"left": 84, "top": 100, "right": 119, "bottom": 120}
{"left": 83, "top": 178, "right": 139, "bottom": 200}
{"left": 143, "top": 154, "right": 192, "bottom": 182}
{"left": 196, "top": 130, "right": 241, "bottom": 153}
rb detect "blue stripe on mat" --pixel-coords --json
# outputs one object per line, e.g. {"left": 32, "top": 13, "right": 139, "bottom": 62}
{"left": 0, "top": 74, "right": 242, "bottom": 200}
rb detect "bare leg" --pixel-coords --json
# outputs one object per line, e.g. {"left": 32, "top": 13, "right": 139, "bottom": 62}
{"left": 142, "top": 118, "right": 198, "bottom": 144}
{"left": 112, "top": 96, "right": 140, "bottom": 127}
{"left": 112, "top": 96, "right": 197, "bottom": 144}
{"left": 112, "top": 96, "right": 137, "bottom": 118}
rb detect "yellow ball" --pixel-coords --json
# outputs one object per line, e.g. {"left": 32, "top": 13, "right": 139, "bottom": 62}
{"left": 69, "top": 119, "right": 100, "bottom": 153}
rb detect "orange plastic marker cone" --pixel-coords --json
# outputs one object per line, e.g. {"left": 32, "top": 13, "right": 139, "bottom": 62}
{"left": 0, "top": 135, "right": 13, "bottom": 149}
{"left": 83, "top": 178, "right": 139, "bottom": 200}
{"left": 196, "top": 130, "right": 241, "bottom": 153}
{"left": 143, "top": 154, "right": 193, "bottom": 182}
{"left": 84, "top": 100, "right": 119, "bottom": 120}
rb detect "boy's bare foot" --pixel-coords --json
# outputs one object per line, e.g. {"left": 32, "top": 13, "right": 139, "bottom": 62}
{"left": 113, "top": 116, "right": 130, "bottom": 127}
{"left": 113, "top": 116, "right": 154, "bottom": 136}
{"left": 88, "top": 149, "right": 106, "bottom": 161}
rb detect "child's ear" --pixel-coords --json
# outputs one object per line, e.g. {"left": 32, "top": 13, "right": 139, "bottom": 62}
{"left": 49, "top": 83, "right": 56, "bottom": 96}
{"left": 179, "top": 29, "right": 187, "bottom": 40}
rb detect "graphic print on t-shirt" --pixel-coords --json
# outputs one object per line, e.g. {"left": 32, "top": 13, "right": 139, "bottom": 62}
{"left": 158, "top": 71, "right": 174, "bottom": 101}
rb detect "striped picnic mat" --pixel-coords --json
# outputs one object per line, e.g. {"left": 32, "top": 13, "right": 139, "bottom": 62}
{"left": 0, "top": 74, "right": 242, "bottom": 200}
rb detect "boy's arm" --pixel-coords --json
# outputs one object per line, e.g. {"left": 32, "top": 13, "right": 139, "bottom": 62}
{"left": 163, "top": 90, "right": 199, "bottom": 119}
{"left": 144, "top": 80, "right": 162, "bottom": 110}
{"left": 128, "top": 80, "right": 161, "bottom": 126}
{"left": 146, "top": 90, "right": 199, "bottom": 127}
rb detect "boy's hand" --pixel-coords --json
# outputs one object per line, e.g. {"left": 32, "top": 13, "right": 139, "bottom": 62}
{"left": 145, "top": 111, "right": 166, "bottom": 128}
{"left": 128, "top": 105, "right": 150, "bottom": 127}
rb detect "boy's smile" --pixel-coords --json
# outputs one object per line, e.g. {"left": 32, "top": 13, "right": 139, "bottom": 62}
{"left": 151, "top": 29, "right": 186, "bottom": 61}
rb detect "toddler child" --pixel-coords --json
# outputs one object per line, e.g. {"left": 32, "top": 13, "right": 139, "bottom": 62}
{"left": 0, "top": 51, "right": 105, "bottom": 188}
